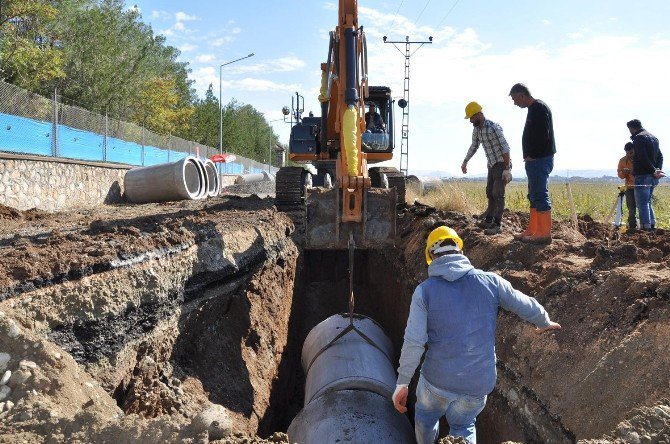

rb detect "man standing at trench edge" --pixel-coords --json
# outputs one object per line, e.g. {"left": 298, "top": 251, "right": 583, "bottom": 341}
{"left": 392, "top": 226, "right": 561, "bottom": 444}
{"left": 509, "top": 83, "right": 556, "bottom": 244}
{"left": 461, "top": 101, "right": 513, "bottom": 235}
{"left": 626, "top": 119, "right": 664, "bottom": 231}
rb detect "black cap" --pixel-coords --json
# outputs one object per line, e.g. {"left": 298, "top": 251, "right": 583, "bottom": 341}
{"left": 624, "top": 142, "right": 634, "bottom": 151}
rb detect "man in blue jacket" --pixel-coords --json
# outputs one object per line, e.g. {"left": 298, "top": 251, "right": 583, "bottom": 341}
{"left": 626, "top": 119, "right": 664, "bottom": 231}
{"left": 392, "top": 226, "right": 561, "bottom": 444}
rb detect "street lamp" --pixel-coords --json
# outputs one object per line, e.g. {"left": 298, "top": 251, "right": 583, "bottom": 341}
{"left": 219, "top": 52, "right": 255, "bottom": 161}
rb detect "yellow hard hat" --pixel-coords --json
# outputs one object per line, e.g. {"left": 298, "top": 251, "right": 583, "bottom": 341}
{"left": 425, "top": 226, "right": 464, "bottom": 265}
{"left": 464, "top": 101, "right": 482, "bottom": 119}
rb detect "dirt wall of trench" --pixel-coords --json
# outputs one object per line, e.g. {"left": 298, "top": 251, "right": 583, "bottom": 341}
{"left": 0, "top": 197, "right": 300, "bottom": 442}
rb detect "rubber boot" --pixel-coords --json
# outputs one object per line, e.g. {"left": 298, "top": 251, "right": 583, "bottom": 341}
{"left": 514, "top": 208, "right": 537, "bottom": 240}
{"left": 523, "top": 210, "right": 552, "bottom": 244}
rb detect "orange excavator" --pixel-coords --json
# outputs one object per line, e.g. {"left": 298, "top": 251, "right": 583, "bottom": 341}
{"left": 275, "top": 0, "right": 404, "bottom": 249}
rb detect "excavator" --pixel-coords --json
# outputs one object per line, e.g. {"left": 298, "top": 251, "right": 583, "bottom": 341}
{"left": 275, "top": 0, "right": 405, "bottom": 249}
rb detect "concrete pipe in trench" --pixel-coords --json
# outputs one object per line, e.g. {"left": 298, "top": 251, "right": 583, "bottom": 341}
{"left": 203, "top": 159, "right": 221, "bottom": 197}
{"left": 124, "top": 156, "right": 204, "bottom": 203}
{"left": 287, "top": 314, "right": 414, "bottom": 443}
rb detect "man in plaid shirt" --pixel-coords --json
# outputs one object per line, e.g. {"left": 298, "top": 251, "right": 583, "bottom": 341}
{"left": 461, "top": 101, "right": 513, "bottom": 235}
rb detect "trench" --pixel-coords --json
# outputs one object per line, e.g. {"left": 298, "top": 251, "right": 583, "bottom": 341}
{"left": 29, "top": 211, "right": 574, "bottom": 443}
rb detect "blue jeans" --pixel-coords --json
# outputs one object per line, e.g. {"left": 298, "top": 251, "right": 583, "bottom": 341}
{"left": 525, "top": 155, "right": 554, "bottom": 211}
{"left": 414, "top": 375, "right": 487, "bottom": 444}
{"left": 634, "top": 174, "right": 659, "bottom": 228}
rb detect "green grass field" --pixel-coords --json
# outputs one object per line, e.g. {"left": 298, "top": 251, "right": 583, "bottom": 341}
{"left": 410, "top": 181, "right": 670, "bottom": 229}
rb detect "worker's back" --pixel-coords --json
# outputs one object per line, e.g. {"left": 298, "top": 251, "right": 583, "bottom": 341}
{"left": 418, "top": 255, "right": 499, "bottom": 396}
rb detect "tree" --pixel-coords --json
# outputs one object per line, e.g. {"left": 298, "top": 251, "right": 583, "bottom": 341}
{"left": 185, "top": 84, "right": 220, "bottom": 147}
{"left": 53, "top": 0, "right": 194, "bottom": 122}
{"left": 0, "top": 0, "right": 65, "bottom": 89}
{"left": 130, "top": 76, "right": 194, "bottom": 135}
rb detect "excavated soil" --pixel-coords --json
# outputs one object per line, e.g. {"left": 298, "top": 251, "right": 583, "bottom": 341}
{"left": 0, "top": 193, "right": 669, "bottom": 443}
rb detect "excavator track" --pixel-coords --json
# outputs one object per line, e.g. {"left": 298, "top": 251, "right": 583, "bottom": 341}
{"left": 369, "top": 167, "right": 406, "bottom": 205}
{"left": 276, "top": 167, "right": 306, "bottom": 211}
{"left": 275, "top": 166, "right": 307, "bottom": 233}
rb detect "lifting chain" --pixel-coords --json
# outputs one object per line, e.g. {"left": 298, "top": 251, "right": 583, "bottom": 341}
{"left": 305, "top": 233, "right": 391, "bottom": 374}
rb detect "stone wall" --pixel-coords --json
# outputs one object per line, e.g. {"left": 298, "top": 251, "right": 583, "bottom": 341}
{"left": 0, "top": 154, "right": 130, "bottom": 212}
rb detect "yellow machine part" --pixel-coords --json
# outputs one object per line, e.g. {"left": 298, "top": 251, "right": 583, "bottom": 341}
{"left": 342, "top": 106, "right": 359, "bottom": 177}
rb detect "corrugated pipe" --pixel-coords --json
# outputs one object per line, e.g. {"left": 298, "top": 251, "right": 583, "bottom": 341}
{"left": 287, "top": 314, "right": 414, "bottom": 443}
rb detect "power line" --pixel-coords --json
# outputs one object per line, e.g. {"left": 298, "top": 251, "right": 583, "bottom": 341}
{"left": 435, "top": 0, "right": 461, "bottom": 29}
{"left": 388, "top": 0, "right": 405, "bottom": 30}
{"left": 414, "top": 0, "right": 432, "bottom": 27}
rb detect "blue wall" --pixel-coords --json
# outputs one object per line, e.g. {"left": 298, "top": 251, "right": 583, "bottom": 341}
{"left": 0, "top": 113, "right": 267, "bottom": 173}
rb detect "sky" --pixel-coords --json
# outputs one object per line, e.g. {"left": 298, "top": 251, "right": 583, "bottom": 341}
{"left": 128, "top": 1, "right": 670, "bottom": 177}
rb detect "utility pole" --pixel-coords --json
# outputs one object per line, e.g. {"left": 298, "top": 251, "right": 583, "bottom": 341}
{"left": 383, "top": 35, "right": 432, "bottom": 176}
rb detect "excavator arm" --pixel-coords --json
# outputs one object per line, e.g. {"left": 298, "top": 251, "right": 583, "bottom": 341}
{"left": 279, "top": 0, "right": 398, "bottom": 249}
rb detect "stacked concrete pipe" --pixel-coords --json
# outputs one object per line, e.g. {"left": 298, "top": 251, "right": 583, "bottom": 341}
{"left": 287, "top": 314, "right": 414, "bottom": 443}
{"left": 203, "top": 159, "right": 221, "bottom": 197}
{"left": 124, "top": 156, "right": 208, "bottom": 204}
{"left": 192, "top": 158, "right": 209, "bottom": 199}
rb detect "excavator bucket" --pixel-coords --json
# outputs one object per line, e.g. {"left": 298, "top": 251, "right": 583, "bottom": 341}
{"left": 305, "top": 187, "right": 397, "bottom": 249}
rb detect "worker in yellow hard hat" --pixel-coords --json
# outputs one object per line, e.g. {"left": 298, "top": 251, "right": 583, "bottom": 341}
{"left": 393, "top": 226, "right": 561, "bottom": 444}
{"left": 461, "top": 101, "right": 513, "bottom": 236}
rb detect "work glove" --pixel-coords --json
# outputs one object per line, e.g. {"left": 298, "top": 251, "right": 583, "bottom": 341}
{"left": 502, "top": 169, "right": 513, "bottom": 185}
{"left": 392, "top": 384, "right": 409, "bottom": 413}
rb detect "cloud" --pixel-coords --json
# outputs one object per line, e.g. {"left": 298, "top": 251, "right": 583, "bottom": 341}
{"left": 179, "top": 43, "right": 198, "bottom": 52}
{"left": 232, "top": 27, "right": 241, "bottom": 34}
{"left": 323, "top": 2, "right": 337, "bottom": 11}
{"left": 189, "top": 66, "right": 301, "bottom": 96}
{"left": 227, "top": 56, "right": 306, "bottom": 74}
{"left": 151, "top": 10, "right": 171, "bottom": 20}
{"left": 230, "top": 78, "right": 301, "bottom": 93}
{"left": 542, "top": 19, "right": 551, "bottom": 26}
{"left": 212, "top": 37, "right": 235, "bottom": 47}
{"left": 174, "top": 22, "right": 185, "bottom": 31}
{"left": 196, "top": 54, "right": 216, "bottom": 63}
{"left": 175, "top": 12, "right": 197, "bottom": 22}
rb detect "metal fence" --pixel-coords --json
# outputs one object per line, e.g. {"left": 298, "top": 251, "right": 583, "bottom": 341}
{"left": 0, "top": 80, "right": 276, "bottom": 175}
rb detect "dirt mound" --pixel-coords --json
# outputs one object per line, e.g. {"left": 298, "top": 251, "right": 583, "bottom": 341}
{"left": 580, "top": 400, "right": 670, "bottom": 443}
{"left": 0, "top": 204, "right": 21, "bottom": 220}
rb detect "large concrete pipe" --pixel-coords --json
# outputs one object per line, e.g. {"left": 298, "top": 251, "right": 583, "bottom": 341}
{"left": 124, "top": 156, "right": 203, "bottom": 203}
{"left": 203, "top": 159, "right": 221, "bottom": 197}
{"left": 233, "top": 171, "right": 274, "bottom": 184}
{"left": 287, "top": 314, "right": 414, "bottom": 443}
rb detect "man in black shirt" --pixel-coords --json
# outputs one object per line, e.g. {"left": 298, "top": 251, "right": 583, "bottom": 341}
{"left": 626, "top": 119, "right": 664, "bottom": 231}
{"left": 509, "top": 83, "right": 556, "bottom": 244}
